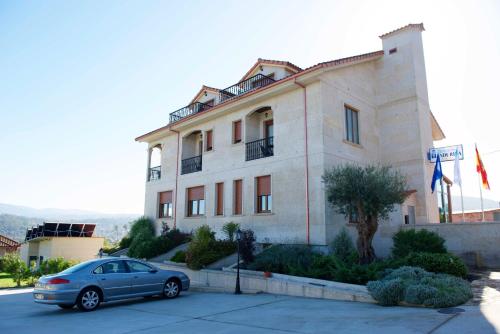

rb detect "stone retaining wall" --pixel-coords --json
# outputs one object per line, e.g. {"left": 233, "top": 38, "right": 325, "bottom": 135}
{"left": 155, "top": 262, "right": 375, "bottom": 303}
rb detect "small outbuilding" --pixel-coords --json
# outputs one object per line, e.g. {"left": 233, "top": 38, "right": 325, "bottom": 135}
{"left": 0, "top": 234, "right": 20, "bottom": 257}
{"left": 19, "top": 222, "right": 104, "bottom": 266}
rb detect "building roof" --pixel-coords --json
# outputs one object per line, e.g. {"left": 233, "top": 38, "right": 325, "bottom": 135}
{"left": 240, "top": 58, "right": 303, "bottom": 81}
{"left": 0, "top": 234, "right": 20, "bottom": 248}
{"left": 135, "top": 50, "right": 384, "bottom": 142}
{"left": 379, "top": 23, "right": 425, "bottom": 39}
{"left": 189, "top": 85, "right": 220, "bottom": 104}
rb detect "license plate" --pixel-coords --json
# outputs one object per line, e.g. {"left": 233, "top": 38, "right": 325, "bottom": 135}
{"left": 34, "top": 294, "right": 44, "bottom": 300}
{"left": 35, "top": 283, "right": 46, "bottom": 289}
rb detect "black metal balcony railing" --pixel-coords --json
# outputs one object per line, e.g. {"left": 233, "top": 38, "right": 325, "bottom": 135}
{"left": 181, "top": 155, "right": 202, "bottom": 175}
{"left": 169, "top": 102, "right": 212, "bottom": 123}
{"left": 219, "top": 74, "right": 275, "bottom": 103}
{"left": 148, "top": 166, "right": 161, "bottom": 181}
{"left": 246, "top": 136, "right": 274, "bottom": 161}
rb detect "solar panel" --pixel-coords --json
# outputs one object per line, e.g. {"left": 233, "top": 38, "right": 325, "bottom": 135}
{"left": 70, "top": 224, "right": 84, "bottom": 237}
{"left": 43, "top": 223, "right": 58, "bottom": 237}
{"left": 24, "top": 222, "right": 98, "bottom": 240}
{"left": 56, "top": 223, "right": 71, "bottom": 237}
{"left": 82, "top": 224, "right": 96, "bottom": 237}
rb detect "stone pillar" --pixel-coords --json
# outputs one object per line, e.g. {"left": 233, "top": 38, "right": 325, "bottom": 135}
{"left": 146, "top": 147, "right": 152, "bottom": 182}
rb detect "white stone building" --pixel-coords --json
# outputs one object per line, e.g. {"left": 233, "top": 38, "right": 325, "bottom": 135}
{"left": 136, "top": 23, "right": 445, "bottom": 245}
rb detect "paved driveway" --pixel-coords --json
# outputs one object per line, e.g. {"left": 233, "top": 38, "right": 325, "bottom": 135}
{"left": 0, "top": 289, "right": 498, "bottom": 334}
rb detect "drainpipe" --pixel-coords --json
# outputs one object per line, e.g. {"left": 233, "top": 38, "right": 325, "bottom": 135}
{"left": 294, "top": 79, "right": 310, "bottom": 245}
{"left": 170, "top": 129, "right": 181, "bottom": 230}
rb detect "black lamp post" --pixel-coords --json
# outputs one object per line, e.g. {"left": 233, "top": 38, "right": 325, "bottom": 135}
{"left": 235, "top": 229, "right": 242, "bottom": 294}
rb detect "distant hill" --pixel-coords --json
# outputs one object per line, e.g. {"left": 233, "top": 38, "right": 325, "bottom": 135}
{"left": 0, "top": 203, "right": 140, "bottom": 243}
{"left": 0, "top": 203, "right": 139, "bottom": 220}
{"left": 451, "top": 196, "right": 499, "bottom": 212}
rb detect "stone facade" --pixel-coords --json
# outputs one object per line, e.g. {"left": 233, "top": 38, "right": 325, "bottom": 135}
{"left": 137, "top": 24, "right": 444, "bottom": 246}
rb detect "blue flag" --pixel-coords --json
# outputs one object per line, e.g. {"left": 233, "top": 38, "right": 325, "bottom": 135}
{"left": 431, "top": 154, "right": 443, "bottom": 193}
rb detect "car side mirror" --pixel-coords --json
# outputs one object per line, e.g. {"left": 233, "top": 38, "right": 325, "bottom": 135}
{"left": 149, "top": 269, "right": 158, "bottom": 273}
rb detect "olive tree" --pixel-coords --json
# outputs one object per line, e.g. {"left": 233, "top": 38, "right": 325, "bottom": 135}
{"left": 323, "top": 164, "right": 408, "bottom": 264}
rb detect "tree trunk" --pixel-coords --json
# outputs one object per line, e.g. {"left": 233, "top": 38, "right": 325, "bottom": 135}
{"left": 355, "top": 215, "right": 379, "bottom": 264}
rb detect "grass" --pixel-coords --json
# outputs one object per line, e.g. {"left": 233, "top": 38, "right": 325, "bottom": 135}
{"left": 0, "top": 272, "right": 30, "bottom": 289}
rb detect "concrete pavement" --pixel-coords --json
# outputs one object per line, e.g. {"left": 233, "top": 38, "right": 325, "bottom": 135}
{"left": 0, "top": 289, "right": 498, "bottom": 333}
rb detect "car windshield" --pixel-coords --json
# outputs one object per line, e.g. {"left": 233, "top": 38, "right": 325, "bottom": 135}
{"left": 58, "top": 261, "right": 95, "bottom": 275}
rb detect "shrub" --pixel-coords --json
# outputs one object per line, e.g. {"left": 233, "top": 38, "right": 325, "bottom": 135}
{"left": 239, "top": 229, "right": 256, "bottom": 264}
{"left": 185, "top": 225, "right": 237, "bottom": 270}
{"left": 367, "top": 266, "right": 472, "bottom": 308}
{"left": 129, "top": 217, "right": 155, "bottom": 239}
{"left": 38, "top": 257, "right": 77, "bottom": 275}
{"left": 392, "top": 229, "right": 446, "bottom": 258}
{"left": 248, "top": 245, "right": 317, "bottom": 274}
{"left": 119, "top": 236, "right": 132, "bottom": 249}
{"left": 170, "top": 250, "right": 186, "bottom": 263}
{"left": 222, "top": 222, "right": 239, "bottom": 242}
{"left": 3, "top": 253, "right": 30, "bottom": 287}
{"left": 331, "top": 228, "right": 356, "bottom": 263}
{"left": 403, "top": 252, "right": 468, "bottom": 278}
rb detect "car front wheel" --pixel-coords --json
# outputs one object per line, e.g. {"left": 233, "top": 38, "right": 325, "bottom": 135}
{"left": 163, "top": 279, "right": 180, "bottom": 299}
{"left": 77, "top": 288, "right": 101, "bottom": 311}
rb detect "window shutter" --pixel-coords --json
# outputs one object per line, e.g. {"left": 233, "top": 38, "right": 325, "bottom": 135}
{"left": 257, "top": 176, "right": 271, "bottom": 196}
{"left": 216, "top": 182, "right": 224, "bottom": 215}
{"left": 234, "top": 180, "right": 242, "bottom": 214}
{"left": 188, "top": 186, "right": 204, "bottom": 201}
{"left": 159, "top": 191, "right": 172, "bottom": 204}
{"left": 233, "top": 120, "right": 242, "bottom": 143}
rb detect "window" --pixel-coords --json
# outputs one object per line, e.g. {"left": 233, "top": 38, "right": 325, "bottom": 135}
{"left": 127, "top": 261, "right": 153, "bottom": 273}
{"left": 215, "top": 182, "right": 224, "bottom": 216}
{"left": 95, "top": 261, "right": 128, "bottom": 274}
{"left": 233, "top": 120, "right": 242, "bottom": 144}
{"left": 206, "top": 130, "right": 213, "bottom": 151}
{"left": 256, "top": 175, "right": 272, "bottom": 213}
{"left": 204, "top": 99, "right": 215, "bottom": 107}
{"left": 159, "top": 191, "right": 173, "bottom": 218}
{"left": 345, "top": 105, "right": 359, "bottom": 144}
{"left": 233, "top": 179, "right": 242, "bottom": 215}
{"left": 187, "top": 186, "right": 205, "bottom": 217}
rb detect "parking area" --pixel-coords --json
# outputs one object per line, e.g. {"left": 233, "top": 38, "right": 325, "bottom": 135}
{"left": 0, "top": 289, "right": 498, "bottom": 334}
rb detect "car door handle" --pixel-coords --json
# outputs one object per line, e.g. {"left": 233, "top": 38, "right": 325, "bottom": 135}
{"left": 100, "top": 278, "right": 106, "bottom": 281}
{"left": 134, "top": 276, "right": 139, "bottom": 279}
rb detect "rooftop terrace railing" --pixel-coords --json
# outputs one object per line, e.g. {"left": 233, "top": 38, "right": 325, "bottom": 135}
{"left": 219, "top": 74, "right": 275, "bottom": 103}
{"left": 168, "top": 74, "right": 276, "bottom": 124}
{"left": 169, "top": 102, "right": 212, "bottom": 123}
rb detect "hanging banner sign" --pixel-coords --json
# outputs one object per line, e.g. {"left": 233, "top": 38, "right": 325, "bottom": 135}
{"left": 428, "top": 144, "right": 464, "bottom": 162}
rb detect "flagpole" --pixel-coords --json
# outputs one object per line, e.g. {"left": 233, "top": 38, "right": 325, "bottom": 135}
{"left": 439, "top": 177, "right": 446, "bottom": 223}
{"left": 460, "top": 185, "right": 465, "bottom": 222}
{"left": 475, "top": 143, "right": 485, "bottom": 222}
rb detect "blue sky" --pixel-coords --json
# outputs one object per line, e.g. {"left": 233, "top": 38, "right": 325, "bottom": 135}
{"left": 1, "top": 0, "right": 499, "bottom": 214}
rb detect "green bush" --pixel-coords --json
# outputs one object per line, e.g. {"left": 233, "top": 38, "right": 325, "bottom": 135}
{"left": 119, "top": 236, "right": 132, "bottom": 249}
{"left": 170, "top": 250, "right": 186, "bottom": 263}
{"left": 239, "top": 229, "right": 256, "bottom": 265}
{"left": 222, "top": 222, "right": 239, "bottom": 242}
{"left": 367, "top": 266, "right": 472, "bottom": 308}
{"left": 185, "top": 225, "right": 237, "bottom": 270}
{"left": 403, "top": 252, "right": 468, "bottom": 278}
{"left": 3, "top": 253, "right": 30, "bottom": 287}
{"left": 392, "top": 229, "right": 446, "bottom": 258}
{"left": 129, "top": 217, "right": 155, "bottom": 239}
{"left": 248, "top": 244, "right": 390, "bottom": 285}
{"left": 331, "top": 228, "right": 357, "bottom": 264}
{"left": 38, "top": 257, "right": 78, "bottom": 276}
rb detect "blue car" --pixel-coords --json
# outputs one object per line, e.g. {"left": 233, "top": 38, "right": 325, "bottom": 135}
{"left": 33, "top": 257, "right": 190, "bottom": 311}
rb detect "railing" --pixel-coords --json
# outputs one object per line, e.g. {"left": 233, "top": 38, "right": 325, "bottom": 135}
{"left": 148, "top": 166, "right": 161, "bottom": 181}
{"left": 246, "top": 136, "right": 274, "bottom": 161}
{"left": 219, "top": 74, "right": 275, "bottom": 103}
{"left": 169, "top": 102, "right": 212, "bottom": 123}
{"left": 181, "top": 155, "right": 202, "bottom": 174}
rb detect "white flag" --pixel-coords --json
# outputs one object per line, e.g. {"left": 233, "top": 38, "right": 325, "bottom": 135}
{"left": 454, "top": 149, "right": 462, "bottom": 187}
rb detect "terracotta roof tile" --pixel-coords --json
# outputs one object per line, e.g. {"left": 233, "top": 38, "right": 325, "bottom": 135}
{"left": 379, "top": 23, "right": 425, "bottom": 38}
{"left": 241, "top": 58, "right": 303, "bottom": 81}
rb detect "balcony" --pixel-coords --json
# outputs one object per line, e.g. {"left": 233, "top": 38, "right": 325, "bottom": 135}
{"left": 246, "top": 137, "right": 273, "bottom": 161}
{"left": 169, "top": 102, "right": 212, "bottom": 124}
{"left": 148, "top": 166, "right": 161, "bottom": 181}
{"left": 181, "top": 155, "right": 202, "bottom": 175}
{"left": 219, "top": 74, "right": 275, "bottom": 103}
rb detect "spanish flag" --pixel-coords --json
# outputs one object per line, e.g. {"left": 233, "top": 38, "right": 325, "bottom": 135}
{"left": 475, "top": 145, "right": 490, "bottom": 190}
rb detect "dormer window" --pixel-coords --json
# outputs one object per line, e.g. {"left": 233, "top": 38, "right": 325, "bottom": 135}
{"left": 204, "top": 99, "right": 215, "bottom": 107}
